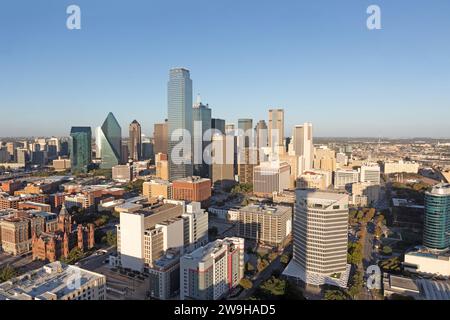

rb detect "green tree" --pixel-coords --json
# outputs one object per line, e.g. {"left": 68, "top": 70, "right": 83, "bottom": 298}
{"left": 61, "top": 247, "right": 84, "bottom": 264}
{"left": 260, "top": 277, "right": 286, "bottom": 296}
{"left": 0, "top": 266, "right": 17, "bottom": 282}
{"left": 106, "top": 230, "right": 117, "bottom": 247}
{"left": 347, "top": 271, "right": 364, "bottom": 299}
{"left": 280, "top": 254, "right": 290, "bottom": 265}
{"left": 382, "top": 246, "right": 393, "bottom": 256}
{"left": 324, "top": 290, "right": 348, "bottom": 300}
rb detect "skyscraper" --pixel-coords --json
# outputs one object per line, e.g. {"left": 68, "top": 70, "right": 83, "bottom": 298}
{"left": 283, "top": 189, "right": 350, "bottom": 288}
{"left": 192, "top": 95, "right": 211, "bottom": 178}
{"left": 293, "top": 123, "right": 314, "bottom": 175}
{"left": 268, "top": 109, "right": 284, "bottom": 149}
{"left": 167, "top": 68, "right": 193, "bottom": 181}
{"left": 238, "top": 119, "right": 253, "bottom": 148}
{"left": 255, "top": 120, "right": 268, "bottom": 150}
{"left": 423, "top": 183, "right": 450, "bottom": 251}
{"left": 129, "top": 120, "right": 142, "bottom": 161}
{"left": 69, "top": 127, "right": 92, "bottom": 174}
{"left": 211, "top": 118, "right": 225, "bottom": 135}
{"left": 97, "top": 112, "right": 122, "bottom": 169}
{"left": 153, "top": 120, "right": 168, "bottom": 155}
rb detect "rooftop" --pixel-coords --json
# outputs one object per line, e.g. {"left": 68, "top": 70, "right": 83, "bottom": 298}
{"left": 240, "top": 204, "right": 291, "bottom": 216}
{"left": 429, "top": 183, "right": 450, "bottom": 196}
{"left": 0, "top": 262, "right": 104, "bottom": 300}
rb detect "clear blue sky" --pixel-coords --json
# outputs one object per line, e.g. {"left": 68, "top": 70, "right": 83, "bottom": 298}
{"left": 1, "top": 0, "right": 450, "bottom": 138}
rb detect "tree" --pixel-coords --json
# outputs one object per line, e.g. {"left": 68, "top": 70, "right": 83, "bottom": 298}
{"left": 280, "top": 254, "right": 290, "bottom": 265}
{"left": 106, "top": 230, "right": 117, "bottom": 247}
{"left": 347, "top": 271, "right": 364, "bottom": 299}
{"left": 382, "top": 246, "right": 392, "bottom": 256}
{"left": 0, "top": 266, "right": 17, "bottom": 282}
{"left": 239, "top": 278, "right": 253, "bottom": 290}
{"left": 260, "top": 277, "right": 286, "bottom": 296}
{"left": 245, "top": 262, "right": 255, "bottom": 272}
{"left": 324, "top": 290, "right": 348, "bottom": 300}
{"left": 61, "top": 247, "right": 84, "bottom": 264}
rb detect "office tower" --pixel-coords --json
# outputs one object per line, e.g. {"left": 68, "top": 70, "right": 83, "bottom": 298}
{"left": 297, "top": 170, "right": 332, "bottom": 190}
{"left": 0, "top": 261, "right": 106, "bottom": 300}
{"left": 112, "top": 164, "right": 133, "bottom": 183}
{"left": 155, "top": 153, "right": 169, "bottom": 180}
{"left": 0, "top": 148, "right": 9, "bottom": 163}
{"left": 172, "top": 176, "right": 212, "bottom": 207}
{"left": 238, "top": 119, "right": 253, "bottom": 148}
{"left": 237, "top": 204, "right": 292, "bottom": 247}
{"left": 143, "top": 179, "right": 173, "bottom": 200}
{"left": 142, "top": 139, "right": 154, "bottom": 160}
{"left": 382, "top": 160, "right": 420, "bottom": 175}
{"left": 293, "top": 123, "right": 314, "bottom": 175}
{"left": 6, "top": 142, "right": 18, "bottom": 162}
{"left": 238, "top": 147, "right": 257, "bottom": 184}
{"left": 180, "top": 237, "right": 244, "bottom": 300}
{"left": 97, "top": 112, "right": 122, "bottom": 169}
{"left": 253, "top": 161, "right": 291, "bottom": 197}
{"left": 31, "top": 150, "right": 46, "bottom": 166}
{"left": 192, "top": 96, "right": 212, "bottom": 178}
{"left": 268, "top": 109, "right": 284, "bottom": 149}
{"left": 59, "top": 140, "right": 69, "bottom": 157}
{"left": 167, "top": 68, "right": 193, "bottom": 181}
{"left": 182, "top": 202, "right": 209, "bottom": 252}
{"left": 210, "top": 133, "right": 235, "bottom": 188}
{"left": 69, "top": 127, "right": 92, "bottom": 174}
{"left": 283, "top": 190, "right": 350, "bottom": 288}
{"left": 334, "top": 169, "right": 360, "bottom": 189}
{"left": 16, "top": 148, "right": 28, "bottom": 165}
{"left": 121, "top": 143, "right": 129, "bottom": 164}
{"left": 225, "top": 124, "right": 235, "bottom": 135}
{"left": 129, "top": 120, "right": 142, "bottom": 161}
{"left": 313, "top": 146, "right": 336, "bottom": 172}
{"left": 255, "top": 120, "right": 268, "bottom": 150}
{"left": 360, "top": 162, "right": 381, "bottom": 184}
{"left": 153, "top": 120, "right": 168, "bottom": 155}
{"left": 211, "top": 118, "right": 225, "bottom": 134}
{"left": 423, "top": 183, "right": 450, "bottom": 251}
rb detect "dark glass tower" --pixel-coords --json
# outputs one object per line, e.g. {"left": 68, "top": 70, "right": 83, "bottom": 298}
{"left": 423, "top": 183, "right": 450, "bottom": 251}
{"left": 97, "top": 112, "right": 122, "bottom": 169}
{"left": 69, "top": 127, "right": 92, "bottom": 174}
{"left": 167, "top": 68, "right": 193, "bottom": 181}
{"left": 193, "top": 95, "right": 211, "bottom": 178}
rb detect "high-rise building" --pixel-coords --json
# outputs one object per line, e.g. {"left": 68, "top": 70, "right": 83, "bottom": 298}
{"left": 293, "top": 123, "right": 314, "bottom": 175}
{"left": 313, "top": 146, "right": 336, "bottom": 172}
{"left": 210, "top": 134, "right": 235, "bottom": 189}
{"left": 225, "top": 124, "right": 235, "bottom": 135}
{"left": 283, "top": 190, "right": 350, "bottom": 288}
{"left": 69, "top": 127, "right": 92, "bottom": 174}
{"left": 155, "top": 153, "right": 169, "bottom": 180}
{"left": 180, "top": 237, "right": 244, "bottom": 300}
{"left": 255, "top": 120, "right": 268, "bottom": 150}
{"left": 238, "top": 147, "right": 257, "bottom": 184}
{"left": 211, "top": 118, "right": 225, "bottom": 134}
{"left": 97, "top": 112, "right": 122, "bottom": 169}
{"left": 192, "top": 95, "right": 211, "bottom": 178}
{"left": 268, "top": 109, "right": 284, "bottom": 150}
{"left": 153, "top": 120, "right": 168, "bottom": 156}
{"left": 334, "top": 169, "right": 360, "bottom": 189}
{"left": 167, "top": 68, "right": 193, "bottom": 181}
{"left": 423, "top": 183, "right": 450, "bottom": 251}
{"left": 129, "top": 120, "right": 142, "bottom": 161}
{"left": 238, "top": 119, "right": 253, "bottom": 148}
{"left": 253, "top": 161, "right": 291, "bottom": 197}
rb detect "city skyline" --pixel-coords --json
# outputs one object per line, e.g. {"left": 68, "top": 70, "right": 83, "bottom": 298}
{"left": 1, "top": 1, "right": 450, "bottom": 138}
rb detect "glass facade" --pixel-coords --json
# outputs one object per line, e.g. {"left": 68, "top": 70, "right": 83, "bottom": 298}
{"left": 69, "top": 127, "right": 92, "bottom": 173}
{"left": 423, "top": 185, "right": 450, "bottom": 251}
{"left": 167, "top": 68, "right": 193, "bottom": 181}
{"left": 97, "top": 112, "right": 122, "bottom": 169}
{"left": 193, "top": 101, "right": 211, "bottom": 178}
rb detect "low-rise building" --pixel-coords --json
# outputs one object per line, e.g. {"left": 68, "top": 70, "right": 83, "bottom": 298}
{"left": 148, "top": 249, "right": 181, "bottom": 300}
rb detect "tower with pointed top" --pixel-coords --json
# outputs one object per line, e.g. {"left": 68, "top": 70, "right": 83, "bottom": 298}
{"left": 129, "top": 120, "right": 142, "bottom": 161}
{"left": 97, "top": 112, "right": 122, "bottom": 169}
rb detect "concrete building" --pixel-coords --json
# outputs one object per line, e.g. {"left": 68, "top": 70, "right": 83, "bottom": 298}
{"left": 292, "top": 123, "right": 314, "bottom": 175}
{"left": 268, "top": 109, "right": 284, "bottom": 151}
{"left": 334, "top": 169, "right": 360, "bottom": 189}
{"left": 142, "top": 180, "right": 173, "bottom": 201}
{"left": 0, "top": 261, "right": 106, "bottom": 300}
{"left": 180, "top": 237, "right": 244, "bottom": 300}
{"left": 253, "top": 161, "right": 290, "bottom": 197}
{"left": 153, "top": 121, "right": 168, "bottom": 156}
{"left": 237, "top": 204, "right": 292, "bottom": 246}
{"left": 52, "top": 158, "right": 71, "bottom": 172}
{"left": 210, "top": 134, "right": 235, "bottom": 189}
{"left": 313, "top": 146, "right": 336, "bottom": 172}
{"left": 148, "top": 249, "right": 181, "bottom": 300}
{"left": 297, "top": 170, "right": 331, "bottom": 190}
{"left": 351, "top": 182, "right": 380, "bottom": 206}
{"left": 155, "top": 153, "right": 169, "bottom": 180}
{"left": 360, "top": 162, "right": 381, "bottom": 185}
{"left": 112, "top": 164, "right": 133, "bottom": 183}
{"left": 238, "top": 147, "right": 257, "bottom": 185}
{"left": 383, "top": 160, "right": 420, "bottom": 175}
{"left": 283, "top": 190, "right": 350, "bottom": 288}
{"left": 404, "top": 248, "right": 450, "bottom": 276}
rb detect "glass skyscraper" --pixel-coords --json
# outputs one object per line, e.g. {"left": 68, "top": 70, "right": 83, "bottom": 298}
{"left": 97, "top": 112, "right": 122, "bottom": 169}
{"left": 69, "top": 127, "right": 92, "bottom": 174}
{"left": 167, "top": 68, "right": 193, "bottom": 181}
{"left": 423, "top": 183, "right": 450, "bottom": 251}
{"left": 193, "top": 95, "right": 211, "bottom": 178}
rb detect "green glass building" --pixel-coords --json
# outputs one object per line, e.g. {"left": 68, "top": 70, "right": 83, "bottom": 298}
{"left": 97, "top": 112, "right": 122, "bottom": 169}
{"left": 69, "top": 127, "right": 92, "bottom": 174}
{"left": 423, "top": 183, "right": 450, "bottom": 251}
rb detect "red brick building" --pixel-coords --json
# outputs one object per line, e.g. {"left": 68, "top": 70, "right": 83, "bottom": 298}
{"left": 172, "top": 176, "right": 211, "bottom": 207}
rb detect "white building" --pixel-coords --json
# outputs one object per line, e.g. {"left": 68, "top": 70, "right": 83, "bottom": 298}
{"left": 0, "top": 261, "right": 106, "bottom": 300}
{"left": 283, "top": 190, "right": 350, "bottom": 288}
{"left": 180, "top": 237, "right": 244, "bottom": 300}
{"left": 404, "top": 248, "right": 450, "bottom": 277}
{"left": 334, "top": 169, "right": 359, "bottom": 189}
{"left": 383, "top": 160, "right": 420, "bottom": 175}
{"left": 360, "top": 162, "right": 381, "bottom": 184}
{"left": 292, "top": 123, "right": 314, "bottom": 175}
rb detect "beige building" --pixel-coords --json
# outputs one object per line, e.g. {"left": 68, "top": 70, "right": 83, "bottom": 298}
{"left": 253, "top": 161, "right": 291, "bottom": 197}
{"left": 268, "top": 109, "right": 285, "bottom": 150}
{"left": 383, "top": 160, "right": 420, "bottom": 175}
{"left": 0, "top": 261, "right": 106, "bottom": 300}
{"left": 313, "top": 146, "right": 336, "bottom": 172}
{"left": 112, "top": 164, "right": 133, "bottom": 183}
{"left": 155, "top": 153, "right": 169, "bottom": 180}
{"left": 238, "top": 147, "right": 257, "bottom": 184}
{"left": 210, "top": 134, "right": 235, "bottom": 188}
{"left": 142, "top": 180, "right": 173, "bottom": 201}
{"left": 351, "top": 182, "right": 380, "bottom": 206}
{"left": 297, "top": 170, "right": 332, "bottom": 190}
{"left": 237, "top": 204, "right": 292, "bottom": 246}
{"left": 52, "top": 158, "right": 71, "bottom": 172}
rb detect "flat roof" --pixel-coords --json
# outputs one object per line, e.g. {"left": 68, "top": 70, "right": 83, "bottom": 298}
{"left": 239, "top": 204, "right": 291, "bottom": 215}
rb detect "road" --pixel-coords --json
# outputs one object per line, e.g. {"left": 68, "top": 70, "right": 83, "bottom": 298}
{"left": 77, "top": 246, "right": 116, "bottom": 271}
